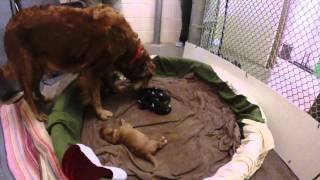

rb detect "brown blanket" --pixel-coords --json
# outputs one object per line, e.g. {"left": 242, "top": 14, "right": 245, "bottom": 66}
{"left": 81, "top": 74, "right": 241, "bottom": 179}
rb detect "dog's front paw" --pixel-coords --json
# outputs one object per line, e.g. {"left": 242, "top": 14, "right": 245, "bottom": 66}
{"left": 97, "top": 109, "right": 113, "bottom": 120}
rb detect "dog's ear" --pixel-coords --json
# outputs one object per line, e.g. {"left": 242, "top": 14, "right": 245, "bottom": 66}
{"left": 100, "top": 127, "right": 113, "bottom": 139}
{"left": 0, "top": 63, "right": 17, "bottom": 81}
{"left": 145, "top": 56, "right": 156, "bottom": 75}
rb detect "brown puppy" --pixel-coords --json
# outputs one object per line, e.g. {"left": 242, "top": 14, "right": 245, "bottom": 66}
{"left": 100, "top": 119, "right": 168, "bottom": 172}
{"left": 3, "top": 5, "right": 156, "bottom": 121}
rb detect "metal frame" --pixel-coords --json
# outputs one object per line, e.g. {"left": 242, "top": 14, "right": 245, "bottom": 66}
{"left": 200, "top": 0, "right": 320, "bottom": 122}
{"left": 8, "top": 0, "right": 22, "bottom": 16}
{"left": 153, "top": 0, "right": 163, "bottom": 44}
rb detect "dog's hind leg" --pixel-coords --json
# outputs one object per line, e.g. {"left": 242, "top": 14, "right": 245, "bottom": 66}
{"left": 148, "top": 136, "right": 168, "bottom": 155}
{"left": 19, "top": 64, "right": 48, "bottom": 122}
{"left": 4, "top": 29, "right": 47, "bottom": 121}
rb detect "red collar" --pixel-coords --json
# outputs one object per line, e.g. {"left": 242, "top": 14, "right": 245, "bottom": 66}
{"left": 129, "top": 46, "right": 143, "bottom": 65}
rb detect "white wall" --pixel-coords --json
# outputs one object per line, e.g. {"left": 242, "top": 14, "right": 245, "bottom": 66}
{"left": 183, "top": 42, "right": 320, "bottom": 180}
{"left": 121, "top": 0, "right": 156, "bottom": 43}
{"left": 160, "top": 0, "right": 181, "bottom": 43}
{"left": 120, "top": 0, "right": 182, "bottom": 44}
{"left": 122, "top": 0, "right": 182, "bottom": 44}
{"left": 68, "top": 0, "right": 156, "bottom": 43}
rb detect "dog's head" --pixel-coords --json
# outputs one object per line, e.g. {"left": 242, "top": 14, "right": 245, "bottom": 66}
{"left": 116, "top": 44, "right": 156, "bottom": 90}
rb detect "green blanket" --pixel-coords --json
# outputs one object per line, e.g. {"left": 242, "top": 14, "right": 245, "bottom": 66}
{"left": 47, "top": 56, "right": 265, "bottom": 162}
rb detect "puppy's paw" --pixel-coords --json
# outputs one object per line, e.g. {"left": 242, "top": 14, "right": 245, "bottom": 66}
{"left": 36, "top": 112, "right": 48, "bottom": 122}
{"left": 159, "top": 136, "right": 168, "bottom": 147}
{"left": 97, "top": 109, "right": 113, "bottom": 120}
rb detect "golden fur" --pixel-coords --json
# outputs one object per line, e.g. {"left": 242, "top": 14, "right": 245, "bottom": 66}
{"left": 3, "top": 5, "right": 155, "bottom": 121}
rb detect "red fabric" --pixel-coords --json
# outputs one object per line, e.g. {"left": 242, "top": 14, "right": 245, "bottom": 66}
{"left": 62, "top": 145, "right": 113, "bottom": 180}
{"left": 129, "top": 46, "right": 144, "bottom": 65}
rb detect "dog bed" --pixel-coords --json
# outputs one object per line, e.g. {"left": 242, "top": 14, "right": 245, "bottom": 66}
{"left": 82, "top": 73, "right": 241, "bottom": 179}
{"left": 47, "top": 56, "right": 274, "bottom": 179}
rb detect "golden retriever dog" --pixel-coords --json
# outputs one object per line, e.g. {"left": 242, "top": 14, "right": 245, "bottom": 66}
{"left": 3, "top": 5, "right": 155, "bottom": 121}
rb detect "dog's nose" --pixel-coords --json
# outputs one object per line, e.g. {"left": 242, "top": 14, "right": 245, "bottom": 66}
{"left": 0, "top": 73, "right": 23, "bottom": 104}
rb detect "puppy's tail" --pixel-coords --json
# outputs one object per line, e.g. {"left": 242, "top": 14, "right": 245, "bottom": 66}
{"left": 146, "top": 154, "right": 158, "bottom": 172}
{"left": 124, "top": 146, "right": 157, "bottom": 173}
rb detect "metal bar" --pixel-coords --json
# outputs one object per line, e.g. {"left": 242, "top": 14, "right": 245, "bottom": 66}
{"left": 217, "top": 0, "right": 229, "bottom": 57}
{"left": 266, "top": 0, "right": 291, "bottom": 68}
{"left": 153, "top": 0, "right": 163, "bottom": 44}
{"left": 15, "top": 0, "right": 22, "bottom": 12}
{"left": 9, "top": 0, "right": 15, "bottom": 16}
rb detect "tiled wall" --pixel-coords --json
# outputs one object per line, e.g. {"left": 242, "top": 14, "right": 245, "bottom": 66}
{"left": 160, "top": 0, "right": 182, "bottom": 43}
{"left": 67, "top": 0, "right": 185, "bottom": 43}
{"left": 121, "top": 0, "right": 156, "bottom": 43}
{"left": 121, "top": 0, "right": 182, "bottom": 44}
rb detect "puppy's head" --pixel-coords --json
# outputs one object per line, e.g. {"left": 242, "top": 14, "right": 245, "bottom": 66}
{"left": 117, "top": 45, "right": 156, "bottom": 90}
{"left": 100, "top": 127, "right": 120, "bottom": 144}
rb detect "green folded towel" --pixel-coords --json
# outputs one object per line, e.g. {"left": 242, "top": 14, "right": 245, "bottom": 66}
{"left": 47, "top": 83, "right": 85, "bottom": 161}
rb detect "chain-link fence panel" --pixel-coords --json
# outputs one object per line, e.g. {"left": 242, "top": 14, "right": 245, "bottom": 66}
{"left": 200, "top": 0, "right": 220, "bottom": 49}
{"left": 200, "top": 0, "right": 320, "bottom": 122}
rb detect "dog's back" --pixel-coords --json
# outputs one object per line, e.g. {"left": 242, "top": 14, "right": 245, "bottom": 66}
{"left": 5, "top": 5, "right": 135, "bottom": 73}
{"left": 2, "top": 5, "right": 153, "bottom": 121}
